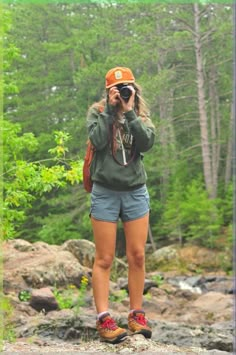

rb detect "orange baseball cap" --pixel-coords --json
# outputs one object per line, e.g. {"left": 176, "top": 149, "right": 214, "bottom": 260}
{"left": 105, "top": 67, "right": 135, "bottom": 88}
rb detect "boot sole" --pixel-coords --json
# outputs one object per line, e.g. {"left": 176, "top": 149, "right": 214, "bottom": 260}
{"left": 129, "top": 329, "right": 152, "bottom": 339}
{"left": 100, "top": 331, "right": 128, "bottom": 344}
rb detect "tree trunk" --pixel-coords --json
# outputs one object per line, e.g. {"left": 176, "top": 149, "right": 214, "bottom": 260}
{"left": 193, "top": 3, "right": 213, "bottom": 198}
{"left": 224, "top": 103, "right": 233, "bottom": 187}
{"left": 209, "top": 65, "right": 221, "bottom": 198}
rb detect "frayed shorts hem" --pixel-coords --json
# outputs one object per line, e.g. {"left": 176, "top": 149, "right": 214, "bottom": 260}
{"left": 90, "top": 183, "right": 150, "bottom": 223}
{"left": 90, "top": 211, "right": 149, "bottom": 223}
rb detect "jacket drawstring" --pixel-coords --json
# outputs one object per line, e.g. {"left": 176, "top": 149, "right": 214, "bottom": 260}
{"left": 117, "top": 128, "right": 127, "bottom": 166}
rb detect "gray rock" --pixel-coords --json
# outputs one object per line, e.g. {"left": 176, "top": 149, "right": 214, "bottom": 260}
{"left": 62, "top": 239, "right": 96, "bottom": 269}
{"left": 3, "top": 239, "right": 234, "bottom": 354}
{"left": 62, "top": 239, "right": 127, "bottom": 279}
{"left": 149, "top": 320, "right": 233, "bottom": 353}
{"left": 11, "top": 311, "right": 233, "bottom": 353}
{"left": 117, "top": 277, "right": 158, "bottom": 294}
{"left": 3, "top": 239, "right": 91, "bottom": 291}
{"left": 152, "top": 245, "right": 179, "bottom": 264}
{"left": 29, "top": 287, "right": 59, "bottom": 313}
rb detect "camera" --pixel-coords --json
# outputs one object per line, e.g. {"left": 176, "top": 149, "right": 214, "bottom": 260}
{"left": 117, "top": 84, "right": 132, "bottom": 102}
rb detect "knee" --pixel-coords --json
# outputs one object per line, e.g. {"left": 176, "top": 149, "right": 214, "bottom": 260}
{"left": 127, "top": 251, "right": 145, "bottom": 268}
{"left": 95, "top": 254, "right": 114, "bottom": 270}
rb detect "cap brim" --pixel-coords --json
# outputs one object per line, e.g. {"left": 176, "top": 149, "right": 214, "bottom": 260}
{"left": 106, "top": 79, "right": 135, "bottom": 89}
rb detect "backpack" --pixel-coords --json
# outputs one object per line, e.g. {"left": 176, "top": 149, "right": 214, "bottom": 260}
{"left": 83, "top": 139, "right": 95, "bottom": 193}
{"left": 83, "top": 104, "right": 104, "bottom": 193}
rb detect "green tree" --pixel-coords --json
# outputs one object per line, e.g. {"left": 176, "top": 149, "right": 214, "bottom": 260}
{"left": 163, "top": 178, "right": 223, "bottom": 247}
{"left": 4, "top": 2, "right": 232, "bottom": 248}
{"left": 3, "top": 121, "right": 83, "bottom": 239}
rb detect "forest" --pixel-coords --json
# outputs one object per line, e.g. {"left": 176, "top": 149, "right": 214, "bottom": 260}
{"left": 2, "top": 2, "right": 233, "bottom": 255}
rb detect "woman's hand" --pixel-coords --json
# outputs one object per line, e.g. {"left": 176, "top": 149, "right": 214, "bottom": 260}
{"left": 120, "top": 85, "right": 136, "bottom": 112}
{"left": 108, "top": 85, "right": 135, "bottom": 112}
{"left": 108, "top": 86, "right": 120, "bottom": 107}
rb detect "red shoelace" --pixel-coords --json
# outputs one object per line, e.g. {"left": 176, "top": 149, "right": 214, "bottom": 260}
{"left": 134, "top": 314, "right": 147, "bottom": 326}
{"left": 101, "top": 317, "right": 118, "bottom": 330}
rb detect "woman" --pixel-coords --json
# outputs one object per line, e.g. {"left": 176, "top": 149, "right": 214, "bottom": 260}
{"left": 86, "top": 67, "right": 155, "bottom": 344}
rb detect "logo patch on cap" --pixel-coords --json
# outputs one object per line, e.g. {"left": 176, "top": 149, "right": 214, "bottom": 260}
{"left": 114, "top": 70, "right": 122, "bottom": 80}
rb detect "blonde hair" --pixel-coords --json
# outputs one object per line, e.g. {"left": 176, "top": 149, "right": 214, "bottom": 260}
{"left": 133, "top": 83, "right": 151, "bottom": 122}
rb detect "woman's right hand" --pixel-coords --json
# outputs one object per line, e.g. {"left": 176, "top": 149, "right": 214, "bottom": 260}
{"left": 108, "top": 86, "right": 120, "bottom": 107}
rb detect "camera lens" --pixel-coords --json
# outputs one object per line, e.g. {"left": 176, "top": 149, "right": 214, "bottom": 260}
{"left": 118, "top": 85, "right": 132, "bottom": 102}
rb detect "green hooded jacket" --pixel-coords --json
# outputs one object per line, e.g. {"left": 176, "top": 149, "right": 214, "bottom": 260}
{"left": 86, "top": 103, "right": 155, "bottom": 191}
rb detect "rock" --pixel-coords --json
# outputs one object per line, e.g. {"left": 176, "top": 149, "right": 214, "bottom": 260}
{"left": 152, "top": 245, "right": 179, "bottom": 264}
{"left": 29, "top": 287, "right": 59, "bottom": 313}
{"left": 3, "top": 337, "right": 232, "bottom": 354}
{"left": 9, "top": 309, "right": 233, "bottom": 353}
{"left": 3, "top": 239, "right": 91, "bottom": 292}
{"left": 150, "top": 319, "right": 233, "bottom": 353}
{"left": 61, "top": 239, "right": 127, "bottom": 279}
{"left": 148, "top": 287, "right": 168, "bottom": 298}
{"left": 163, "top": 274, "right": 233, "bottom": 296}
{"left": 21, "top": 250, "right": 89, "bottom": 288}
{"left": 159, "top": 282, "right": 178, "bottom": 294}
{"left": 6, "top": 293, "right": 38, "bottom": 319}
{"left": 203, "top": 277, "right": 233, "bottom": 294}
{"left": 9, "top": 239, "right": 35, "bottom": 252}
{"left": 62, "top": 239, "right": 95, "bottom": 268}
{"left": 173, "top": 289, "right": 199, "bottom": 301}
{"left": 191, "top": 292, "right": 233, "bottom": 323}
{"left": 3, "top": 239, "right": 234, "bottom": 354}
{"left": 192, "top": 292, "right": 233, "bottom": 312}
{"left": 117, "top": 277, "right": 157, "bottom": 294}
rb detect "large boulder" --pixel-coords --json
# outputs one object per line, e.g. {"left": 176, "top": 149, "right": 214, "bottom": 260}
{"left": 3, "top": 238, "right": 128, "bottom": 293}
{"left": 152, "top": 245, "right": 179, "bottom": 263}
{"left": 3, "top": 239, "right": 90, "bottom": 292}
{"left": 62, "top": 239, "right": 95, "bottom": 268}
{"left": 62, "top": 238, "right": 127, "bottom": 279}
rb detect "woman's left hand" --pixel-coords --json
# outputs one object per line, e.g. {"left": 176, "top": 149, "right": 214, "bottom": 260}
{"left": 120, "top": 86, "right": 136, "bottom": 113}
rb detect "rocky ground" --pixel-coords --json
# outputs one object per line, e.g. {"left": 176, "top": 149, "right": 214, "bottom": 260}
{"left": 2, "top": 335, "right": 233, "bottom": 354}
{"left": 2, "top": 239, "right": 234, "bottom": 354}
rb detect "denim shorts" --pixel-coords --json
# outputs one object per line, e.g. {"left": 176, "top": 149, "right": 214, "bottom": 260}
{"left": 90, "top": 183, "right": 150, "bottom": 222}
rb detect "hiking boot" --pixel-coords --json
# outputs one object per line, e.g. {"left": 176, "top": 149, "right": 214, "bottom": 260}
{"left": 128, "top": 310, "right": 152, "bottom": 338}
{"left": 96, "top": 312, "right": 127, "bottom": 344}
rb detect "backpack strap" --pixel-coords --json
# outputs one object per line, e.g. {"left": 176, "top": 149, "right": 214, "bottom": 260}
{"left": 83, "top": 139, "right": 95, "bottom": 193}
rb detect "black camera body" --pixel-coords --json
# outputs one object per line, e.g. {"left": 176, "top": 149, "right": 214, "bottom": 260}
{"left": 117, "top": 84, "right": 132, "bottom": 102}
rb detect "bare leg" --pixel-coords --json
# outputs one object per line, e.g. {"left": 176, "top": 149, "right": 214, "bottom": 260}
{"left": 91, "top": 217, "right": 117, "bottom": 313}
{"left": 123, "top": 214, "right": 149, "bottom": 310}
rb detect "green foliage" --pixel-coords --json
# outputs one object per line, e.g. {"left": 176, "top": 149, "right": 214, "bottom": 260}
{"left": 53, "top": 276, "right": 89, "bottom": 314}
{"left": 109, "top": 289, "right": 128, "bottom": 303}
{"left": 217, "top": 249, "right": 232, "bottom": 274}
{"left": 163, "top": 178, "right": 223, "bottom": 248}
{"left": 3, "top": 3, "right": 233, "bottom": 251}
{"left": 2, "top": 296, "right": 16, "bottom": 343}
{"left": 53, "top": 286, "right": 75, "bottom": 310}
{"left": 3, "top": 121, "right": 83, "bottom": 239}
{"left": 18, "top": 290, "right": 31, "bottom": 302}
{"left": 151, "top": 274, "right": 164, "bottom": 287}
{"left": 219, "top": 182, "right": 233, "bottom": 226}
{"left": 38, "top": 213, "right": 79, "bottom": 245}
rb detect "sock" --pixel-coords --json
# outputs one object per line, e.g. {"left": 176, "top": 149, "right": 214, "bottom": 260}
{"left": 129, "top": 309, "right": 144, "bottom": 314}
{"left": 97, "top": 311, "right": 109, "bottom": 320}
